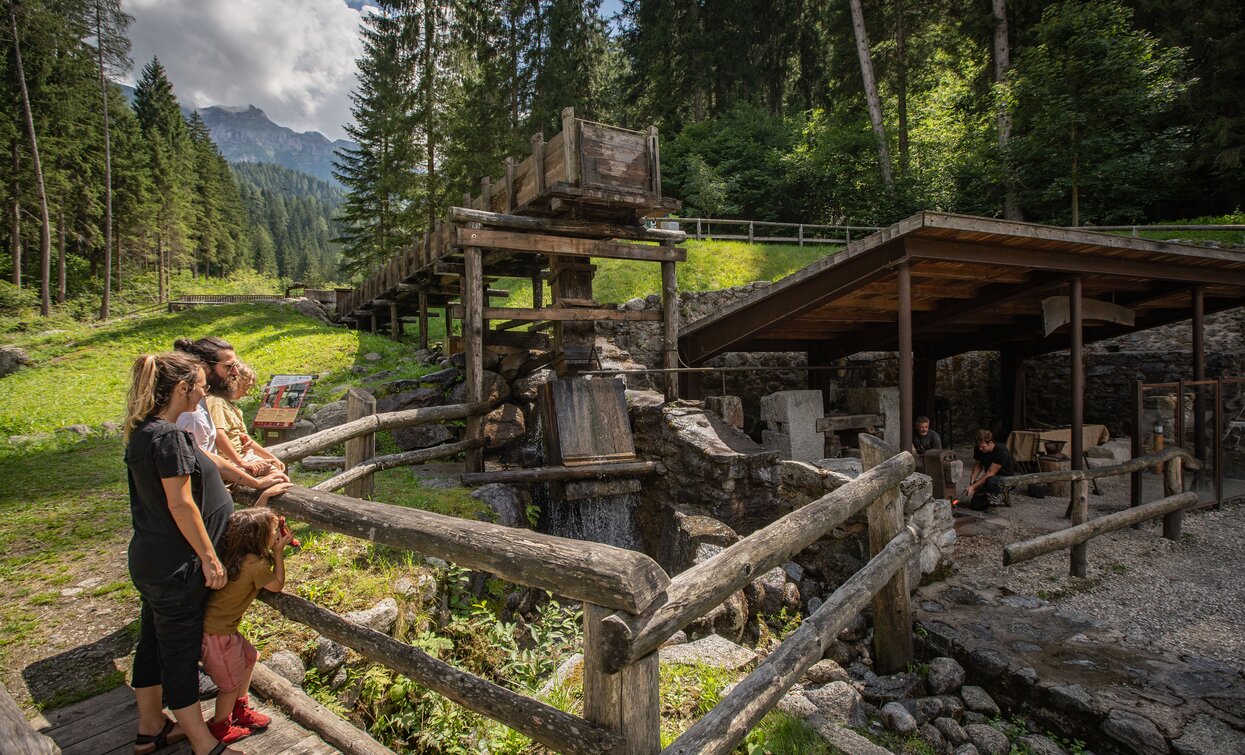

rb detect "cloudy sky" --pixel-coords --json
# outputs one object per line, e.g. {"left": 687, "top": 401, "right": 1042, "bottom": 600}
{"left": 125, "top": 0, "right": 370, "bottom": 142}
{"left": 125, "top": 0, "right": 625, "bottom": 142}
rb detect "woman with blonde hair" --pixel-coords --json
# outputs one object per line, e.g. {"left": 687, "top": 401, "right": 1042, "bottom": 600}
{"left": 124, "top": 352, "right": 285, "bottom": 755}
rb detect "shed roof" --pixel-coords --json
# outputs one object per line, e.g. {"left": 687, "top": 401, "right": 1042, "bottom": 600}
{"left": 678, "top": 211, "right": 1245, "bottom": 364}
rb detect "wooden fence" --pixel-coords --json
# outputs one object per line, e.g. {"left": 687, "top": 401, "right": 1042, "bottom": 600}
{"left": 659, "top": 217, "right": 881, "bottom": 246}
{"left": 235, "top": 433, "right": 922, "bottom": 754}
{"left": 999, "top": 447, "right": 1202, "bottom": 575}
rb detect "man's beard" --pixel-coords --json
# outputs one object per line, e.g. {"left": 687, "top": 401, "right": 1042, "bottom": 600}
{"left": 207, "top": 370, "right": 228, "bottom": 392}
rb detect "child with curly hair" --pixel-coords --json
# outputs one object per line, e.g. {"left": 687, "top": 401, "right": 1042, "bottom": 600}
{"left": 200, "top": 494, "right": 294, "bottom": 745}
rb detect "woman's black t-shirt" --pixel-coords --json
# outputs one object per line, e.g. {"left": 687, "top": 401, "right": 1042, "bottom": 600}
{"left": 125, "top": 417, "right": 232, "bottom": 592}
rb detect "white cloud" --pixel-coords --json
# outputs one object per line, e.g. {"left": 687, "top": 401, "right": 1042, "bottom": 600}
{"left": 125, "top": 0, "right": 364, "bottom": 141}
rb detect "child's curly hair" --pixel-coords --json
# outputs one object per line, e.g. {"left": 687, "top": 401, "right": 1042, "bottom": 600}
{"left": 211, "top": 360, "right": 258, "bottom": 400}
{"left": 220, "top": 507, "right": 278, "bottom": 581}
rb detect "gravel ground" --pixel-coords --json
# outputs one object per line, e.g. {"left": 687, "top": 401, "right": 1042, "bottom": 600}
{"left": 946, "top": 462, "right": 1245, "bottom": 671}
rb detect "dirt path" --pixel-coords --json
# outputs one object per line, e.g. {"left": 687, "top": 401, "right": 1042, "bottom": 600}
{"left": 946, "top": 465, "right": 1245, "bottom": 671}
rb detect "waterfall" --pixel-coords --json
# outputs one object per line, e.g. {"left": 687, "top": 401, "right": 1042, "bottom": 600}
{"left": 539, "top": 492, "right": 643, "bottom": 551}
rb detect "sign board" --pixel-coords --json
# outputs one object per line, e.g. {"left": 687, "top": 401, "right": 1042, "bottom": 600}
{"left": 253, "top": 374, "right": 315, "bottom": 429}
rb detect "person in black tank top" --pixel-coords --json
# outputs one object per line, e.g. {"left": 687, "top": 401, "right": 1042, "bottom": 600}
{"left": 123, "top": 353, "right": 285, "bottom": 755}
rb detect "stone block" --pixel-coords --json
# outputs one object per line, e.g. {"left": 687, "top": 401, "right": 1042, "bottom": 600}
{"left": 705, "top": 395, "right": 744, "bottom": 428}
{"left": 760, "top": 390, "right": 824, "bottom": 462}
{"left": 807, "top": 681, "right": 868, "bottom": 728}
{"left": 847, "top": 387, "right": 900, "bottom": 446}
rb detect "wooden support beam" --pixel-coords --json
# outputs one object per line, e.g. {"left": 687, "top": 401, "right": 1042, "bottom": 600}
{"left": 389, "top": 301, "right": 400, "bottom": 342}
{"left": 461, "top": 461, "right": 657, "bottom": 486}
{"left": 816, "top": 414, "right": 886, "bottom": 433}
{"left": 662, "top": 259, "right": 679, "bottom": 401}
{"left": 1163, "top": 456, "right": 1184, "bottom": 540}
{"left": 1069, "top": 276, "right": 1086, "bottom": 577}
{"left": 269, "top": 401, "right": 498, "bottom": 463}
{"left": 258, "top": 591, "right": 625, "bottom": 755}
{"left": 1000, "top": 447, "right": 1202, "bottom": 490}
{"left": 897, "top": 263, "right": 914, "bottom": 455}
{"left": 235, "top": 485, "right": 670, "bottom": 613}
{"left": 447, "top": 206, "right": 685, "bottom": 243}
{"left": 452, "top": 305, "right": 662, "bottom": 322}
{"left": 463, "top": 243, "right": 484, "bottom": 474}
{"left": 0, "top": 682, "right": 57, "bottom": 755}
{"left": 455, "top": 227, "right": 685, "bottom": 263}
{"left": 1003, "top": 490, "right": 1199, "bottom": 566}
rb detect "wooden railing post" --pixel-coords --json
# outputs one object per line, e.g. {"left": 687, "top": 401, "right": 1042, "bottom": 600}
{"left": 1162, "top": 456, "right": 1183, "bottom": 540}
{"left": 583, "top": 604, "right": 660, "bottom": 755}
{"left": 661, "top": 258, "right": 679, "bottom": 401}
{"left": 463, "top": 241, "right": 485, "bottom": 474}
{"left": 345, "top": 388, "right": 377, "bottom": 500}
{"left": 1069, "top": 479, "right": 1089, "bottom": 577}
{"left": 859, "top": 434, "right": 912, "bottom": 674}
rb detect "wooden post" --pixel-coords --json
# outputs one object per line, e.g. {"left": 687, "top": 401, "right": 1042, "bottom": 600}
{"left": 1215, "top": 377, "right": 1224, "bottom": 509}
{"left": 389, "top": 301, "right": 400, "bottom": 342}
{"left": 444, "top": 303, "right": 454, "bottom": 343}
{"left": 1192, "top": 286, "right": 1206, "bottom": 493}
{"left": 798, "top": 224, "right": 804, "bottom": 247}
{"left": 531, "top": 273, "right": 543, "bottom": 309}
{"left": 1069, "top": 478, "right": 1089, "bottom": 577}
{"left": 897, "top": 262, "right": 913, "bottom": 454}
{"left": 582, "top": 604, "right": 660, "bottom": 755}
{"left": 344, "top": 388, "right": 376, "bottom": 500}
{"left": 696, "top": 218, "right": 702, "bottom": 239}
{"left": 1162, "top": 456, "right": 1183, "bottom": 540}
{"left": 647, "top": 125, "right": 661, "bottom": 197}
{"left": 531, "top": 132, "right": 546, "bottom": 196}
{"left": 370, "top": 311, "right": 378, "bottom": 334}
{"left": 661, "top": 258, "right": 679, "bottom": 401}
{"left": 561, "top": 107, "right": 578, "bottom": 184}
{"left": 418, "top": 291, "right": 429, "bottom": 350}
{"left": 504, "top": 157, "right": 515, "bottom": 213}
{"left": 859, "top": 435, "right": 912, "bottom": 674}
{"left": 1069, "top": 276, "right": 1086, "bottom": 576}
{"left": 748, "top": 221, "right": 754, "bottom": 244}
{"left": 1130, "top": 379, "right": 1143, "bottom": 525}
{"left": 463, "top": 241, "right": 485, "bottom": 474}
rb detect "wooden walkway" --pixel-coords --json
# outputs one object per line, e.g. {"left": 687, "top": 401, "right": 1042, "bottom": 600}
{"left": 31, "top": 685, "right": 340, "bottom": 755}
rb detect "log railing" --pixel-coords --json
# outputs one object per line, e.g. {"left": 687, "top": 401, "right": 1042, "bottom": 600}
{"left": 235, "top": 434, "right": 926, "bottom": 753}
{"left": 999, "top": 447, "right": 1204, "bottom": 573}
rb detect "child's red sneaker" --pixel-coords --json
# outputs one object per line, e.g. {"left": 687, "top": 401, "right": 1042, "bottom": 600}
{"left": 232, "top": 695, "right": 271, "bottom": 730}
{"left": 208, "top": 717, "right": 251, "bottom": 744}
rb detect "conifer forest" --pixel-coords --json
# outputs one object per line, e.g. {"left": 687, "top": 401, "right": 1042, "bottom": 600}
{"left": 2, "top": 0, "right": 1243, "bottom": 317}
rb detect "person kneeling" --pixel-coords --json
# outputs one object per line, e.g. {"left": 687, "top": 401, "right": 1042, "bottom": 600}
{"left": 965, "top": 429, "right": 1013, "bottom": 511}
{"left": 201, "top": 491, "right": 293, "bottom": 746}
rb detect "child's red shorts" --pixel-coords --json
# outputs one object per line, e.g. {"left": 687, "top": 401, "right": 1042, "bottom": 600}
{"left": 201, "top": 632, "right": 258, "bottom": 692}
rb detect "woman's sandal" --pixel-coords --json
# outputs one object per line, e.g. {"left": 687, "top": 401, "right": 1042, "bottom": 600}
{"left": 208, "top": 741, "right": 244, "bottom": 755}
{"left": 133, "top": 717, "right": 186, "bottom": 754}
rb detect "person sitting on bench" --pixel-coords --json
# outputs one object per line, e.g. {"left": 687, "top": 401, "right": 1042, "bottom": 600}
{"left": 965, "top": 428, "right": 1013, "bottom": 510}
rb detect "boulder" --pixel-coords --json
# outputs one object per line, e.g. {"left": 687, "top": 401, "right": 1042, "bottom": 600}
{"left": 1015, "top": 734, "right": 1068, "bottom": 755}
{"left": 919, "top": 723, "right": 947, "bottom": 752}
{"left": 313, "top": 637, "right": 347, "bottom": 676}
{"left": 935, "top": 716, "right": 969, "bottom": 745}
{"left": 420, "top": 367, "right": 460, "bottom": 388}
{"left": 927, "top": 656, "right": 966, "bottom": 694}
{"left": 512, "top": 368, "right": 555, "bottom": 401}
{"left": 482, "top": 404, "right": 526, "bottom": 449}
{"left": 803, "top": 660, "right": 851, "bottom": 685}
{"left": 0, "top": 346, "right": 31, "bottom": 378}
{"left": 345, "top": 598, "right": 398, "bottom": 636}
{"left": 537, "top": 653, "right": 583, "bottom": 698}
{"left": 392, "top": 423, "right": 456, "bottom": 451}
{"left": 623, "top": 297, "right": 647, "bottom": 311}
{"left": 686, "top": 589, "right": 748, "bottom": 644}
{"left": 960, "top": 685, "right": 1000, "bottom": 717}
{"left": 58, "top": 424, "right": 92, "bottom": 437}
{"left": 881, "top": 701, "right": 918, "bottom": 734}
{"left": 286, "top": 419, "right": 317, "bottom": 441}
{"left": 363, "top": 352, "right": 383, "bottom": 362}
{"left": 1101, "top": 709, "right": 1169, "bottom": 755}
{"left": 953, "top": 745, "right": 981, "bottom": 755}
{"left": 309, "top": 401, "right": 348, "bottom": 431}
{"left": 394, "top": 573, "right": 438, "bottom": 605}
{"left": 449, "top": 370, "right": 509, "bottom": 404}
{"left": 471, "top": 484, "right": 527, "bottom": 528}
{"left": 965, "top": 724, "right": 1010, "bottom": 755}
{"left": 659, "top": 634, "right": 758, "bottom": 671}
{"left": 859, "top": 670, "right": 923, "bottom": 704}
{"left": 805, "top": 681, "right": 867, "bottom": 728}
{"left": 376, "top": 387, "right": 442, "bottom": 413}
{"left": 743, "top": 566, "right": 788, "bottom": 616}
{"left": 265, "top": 650, "right": 306, "bottom": 687}
{"left": 903, "top": 696, "right": 945, "bottom": 725}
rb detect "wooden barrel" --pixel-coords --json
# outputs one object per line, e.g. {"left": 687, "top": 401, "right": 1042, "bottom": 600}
{"left": 1037, "top": 454, "right": 1071, "bottom": 497}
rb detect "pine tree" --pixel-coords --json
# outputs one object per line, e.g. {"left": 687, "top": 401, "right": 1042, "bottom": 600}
{"left": 133, "top": 57, "right": 193, "bottom": 300}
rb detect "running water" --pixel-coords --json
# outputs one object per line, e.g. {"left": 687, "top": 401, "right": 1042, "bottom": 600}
{"left": 540, "top": 492, "right": 643, "bottom": 551}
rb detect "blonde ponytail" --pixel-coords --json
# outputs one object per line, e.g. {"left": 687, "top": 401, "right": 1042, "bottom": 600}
{"left": 123, "top": 352, "right": 204, "bottom": 444}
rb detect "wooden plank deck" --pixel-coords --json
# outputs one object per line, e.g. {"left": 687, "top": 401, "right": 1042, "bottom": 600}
{"left": 32, "top": 685, "right": 340, "bottom": 755}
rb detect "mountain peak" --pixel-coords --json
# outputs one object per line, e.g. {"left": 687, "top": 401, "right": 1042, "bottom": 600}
{"left": 195, "top": 105, "right": 353, "bottom": 185}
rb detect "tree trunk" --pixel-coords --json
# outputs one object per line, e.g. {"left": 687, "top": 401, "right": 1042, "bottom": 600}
{"left": 1071, "top": 150, "right": 1079, "bottom": 227}
{"left": 896, "top": 0, "right": 909, "bottom": 178}
{"left": 423, "top": 1, "right": 438, "bottom": 231}
{"left": 992, "top": 0, "right": 1021, "bottom": 220}
{"left": 9, "top": 142, "right": 19, "bottom": 288}
{"left": 97, "top": 3, "right": 113, "bottom": 319}
{"left": 849, "top": 0, "right": 894, "bottom": 190}
{"left": 157, "top": 231, "right": 165, "bottom": 302}
{"left": 116, "top": 234, "right": 122, "bottom": 292}
{"left": 10, "top": 4, "right": 53, "bottom": 316}
{"left": 57, "top": 207, "right": 65, "bottom": 304}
